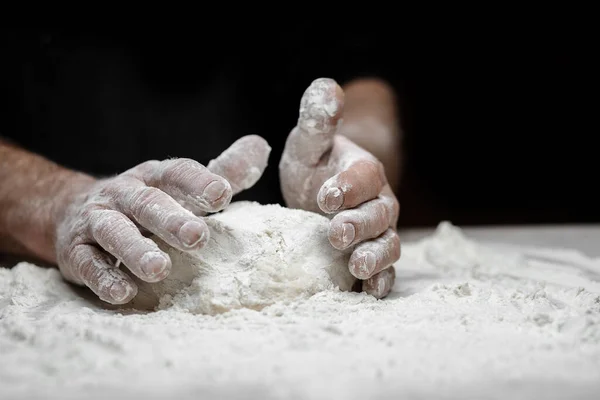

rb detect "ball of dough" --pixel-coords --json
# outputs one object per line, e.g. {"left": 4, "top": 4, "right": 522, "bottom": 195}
{"left": 129, "top": 201, "right": 356, "bottom": 315}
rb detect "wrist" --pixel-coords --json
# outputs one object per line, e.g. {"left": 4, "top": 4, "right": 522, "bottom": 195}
{"left": 341, "top": 78, "right": 398, "bottom": 125}
{"left": 3, "top": 167, "right": 96, "bottom": 264}
{"left": 47, "top": 172, "right": 97, "bottom": 255}
{"left": 339, "top": 78, "right": 402, "bottom": 191}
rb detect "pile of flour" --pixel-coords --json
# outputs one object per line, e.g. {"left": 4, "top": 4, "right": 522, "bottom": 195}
{"left": 2, "top": 218, "right": 600, "bottom": 399}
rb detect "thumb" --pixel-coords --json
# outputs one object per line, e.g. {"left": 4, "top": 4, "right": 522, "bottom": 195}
{"left": 282, "top": 78, "right": 345, "bottom": 167}
{"left": 207, "top": 135, "right": 271, "bottom": 196}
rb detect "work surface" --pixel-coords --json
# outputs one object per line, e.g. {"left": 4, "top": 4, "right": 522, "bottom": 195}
{"left": 2, "top": 223, "right": 600, "bottom": 400}
{"left": 399, "top": 224, "right": 600, "bottom": 257}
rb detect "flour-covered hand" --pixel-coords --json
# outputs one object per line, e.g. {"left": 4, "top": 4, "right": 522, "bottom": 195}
{"left": 55, "top": 135, "right": 271, "bottom": 305}
{"left": 279, "top": 78, "right": 400, "bottom": 299}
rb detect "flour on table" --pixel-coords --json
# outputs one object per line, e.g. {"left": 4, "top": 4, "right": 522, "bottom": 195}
{"left": 129, "top": 201, "right": 356, "bottom": 315}
{"left": 2, "top": 222, "right": 600, "bottom": 400}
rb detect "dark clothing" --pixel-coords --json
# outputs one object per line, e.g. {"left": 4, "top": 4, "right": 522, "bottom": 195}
{"left": 1, "top": 28, "right": 595, "bottom": 226}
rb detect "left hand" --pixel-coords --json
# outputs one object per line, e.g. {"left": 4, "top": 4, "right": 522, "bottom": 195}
{"left": 279, "top": 78, "right": 400, "bottom": 299}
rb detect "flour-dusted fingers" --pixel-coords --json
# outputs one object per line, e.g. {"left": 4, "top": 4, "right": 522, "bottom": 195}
{"left": 279, "top": 78, "right": 346, "bottom": 210}
{"left": 67, "top": 243, "right": 138, "bottom": 305}
{"left": 348, "top": 228, "right": 400, "bottom": 280}
{"left": 113, "top": 183, "right": 210, "bottom": 253}
{"left": 131, "top": 158, "right": 233, "bottom": 215}
{"left": 362, "top": 266, "right": 396, "bottom": 299}
{"left": 328, "top": 185, "right": 399, "bottom": 250}
{"left": 317, "top": 158, "right": 387, "bottom": 213}
{"left": 207, "top": 135, "right": 271, "bottom": 195}
{"left": 88, "top": 209, "right": 171, "bottom": 283}
{"left": 281, "top": 78, "right": 344, "bottom": 167}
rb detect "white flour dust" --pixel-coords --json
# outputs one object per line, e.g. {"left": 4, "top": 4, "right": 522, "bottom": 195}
{"left": 2, "top": 219, "right": 600, "bottom": 399}
{"left": 130, "top": 201, "right": 356, "bottom": 315}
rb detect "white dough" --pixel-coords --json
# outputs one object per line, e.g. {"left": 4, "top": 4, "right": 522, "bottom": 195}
{"left": 130, "top": 201, "right": 356, "bottom": 315}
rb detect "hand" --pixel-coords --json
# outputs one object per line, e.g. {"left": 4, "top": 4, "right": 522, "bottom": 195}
{"left": 279, "top": 78, "right": 400, "bottom": 299}
{"left": 55, "top": 135, "right": 271, "bottom": 304}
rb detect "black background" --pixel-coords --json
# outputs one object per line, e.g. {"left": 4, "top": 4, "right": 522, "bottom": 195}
{"left": 0, "top": 24, "right": 596, "bottom": 228}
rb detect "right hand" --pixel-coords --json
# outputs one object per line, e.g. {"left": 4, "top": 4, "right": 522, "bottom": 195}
{"left": 54, "top": 135, "right": 271, "bottom": 305}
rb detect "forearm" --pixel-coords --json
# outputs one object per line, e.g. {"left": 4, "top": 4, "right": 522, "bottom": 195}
{"left": 0, "top": 139, "right": 95, "bottom": 263}
{"left": 340, "top": 78, "right": 402, "bottom": 192}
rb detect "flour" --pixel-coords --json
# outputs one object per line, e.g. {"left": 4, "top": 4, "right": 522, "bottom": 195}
{"left": 297, "top": 77, "right": 341, "bottom": 136}
{"left": 129, "top": 201, "right": 356, "bottom": 315}
{"left": 2, "top": 222, "right": 600, "bottom": 400}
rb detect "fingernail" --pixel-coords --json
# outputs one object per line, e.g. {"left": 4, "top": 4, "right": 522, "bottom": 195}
{"left": 109, "top": 282, "right": 132, "bottom": 304}
{"left": 341, "top": 223, "right": 355, "bottom": 247}
{"left": 179, "top": 221, "right": 206, "bottom": 248}
{"left": 141, "top": 252, "right": 169, "bottom": 280}
{"left": 203, "top": 180, "right": 230, "bottom": 204}
{"left": 353, "top": 251, "right": 377, "bottom": 279}
{"left": 324, "top": 187, "right": 344, "bottom": 212}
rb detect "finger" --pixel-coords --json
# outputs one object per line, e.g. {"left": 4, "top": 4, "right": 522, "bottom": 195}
{"left": 328, "top": 186, "right": 399, "bottom": 250}
{"left": 349, "top": 229, "right": 400, "bottom": 280}
{"left": 135, "top": 158, "right": 233, "bottom": 214}
{"left": 317, "top": 159, "right": 386, "bottom": 213}
{"left": 89, "top": 209, "right": 171, "bottom": 283}
{"left": 282, "top": 77, "right": 345, "bottom": 166}
{"left": 362, "top": 266, "right": 396, "bottom": 299}
{"left": 69, "top": 243, "right": 138, "bottom": 304}
{"left": 115, "top": 184, "right": 211, "bottom": 252}
{"left": 207, "top": 135, "right": 271, "bottom": 195}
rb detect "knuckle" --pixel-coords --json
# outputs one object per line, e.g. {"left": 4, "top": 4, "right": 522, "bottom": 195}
{"left": 357, "top": 159, "right": 385, "bottom": 183}
{"left": 125, "top": 160, "right": 161, "bottom": 177}
{"left": 68, "top": 246, "right": 93, "bottom": 282}
{"left": 137, "top": 159, "right": 161, "bottom": 171}
{"left": 98, "top": 177, "right": 134, "bottom": 200}
{"left": 57, "top": 249, "right": 79, "bottom": 283}
{"left": 389, "top": 197, "right": 400, "bottom": 224}
{"left": 98, "top": 184, "right": 113, "bottom": 199}
{"left": 374, "top": 202, "right": 389, "bottom": 222}
{"left": 93, "top": 212, "right": 132, "bottom": 245}
{"left": 131, "top": 187, "right": 164, "bottom": 214}
{"left": 393, "top": 197, "right": 400, "bottom": 215}
{"left": 77, "top": 259, "right": 96, "bottom": 283}
{"left": 390, "top": 233, "right": 401, "bottom": 259}
{"left": 78, "top": 204, "right": 107, "bottom": 233}
{"left": 379, "top": 193, "right": 400, "bottom": 227}
{"left": 392, "top": 205, "right": 400, "bottom": 228}
{"left": 160, "top": 158, "right": 199, "bottom": 182}
{"left": 385, "top": 266, "right": 396, "bottom": 284}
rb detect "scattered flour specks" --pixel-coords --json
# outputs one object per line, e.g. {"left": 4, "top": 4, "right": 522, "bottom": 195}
{"left": 2, "top": 222, "right": 600, "bottom": 400}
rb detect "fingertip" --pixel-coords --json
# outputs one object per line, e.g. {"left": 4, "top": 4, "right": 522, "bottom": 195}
{"left": 106, "top": 280, "right": 138, "bottom": 305}
{"left": 362, "top": 267, "right": 396, "bottom": 299}
{"left": 317, "top": 177, "right": 345, "bottom": 214}
{"left": 310, "top": 77, "right": 345, "bottom": 113}
{"left": 328, "top": 218, "right": 356, "bottom": 250}
{"left": 240, "top": 134, "right": 272, "bottom": 154}
{"left": 298, "top": 77, "right": 344, "bottom": 135}
{"left": 139, "top": 250, "right": 172, "bottom": 283}
{"left": 94, "top": 269, "right": 138, "bottom": 305}
{"left": 206, "top": 135, "right": 271, "bottom": 196}
{"left": 178, "top": 219, "right": 210, "bottom": 250}
{"left": 349, "top": 250, "right": 377, "bottom": 280}
{"left": 201, "top": 178, "right": 233, "bottom": 212}
{"left": 320, "top": 160, "right": 386, "bottom": 213}
{"left": 72, "top": 245, "right": 139, "bottom": 305}
{"left": 347, "top": 229, "right": 400, "bottom": 280}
